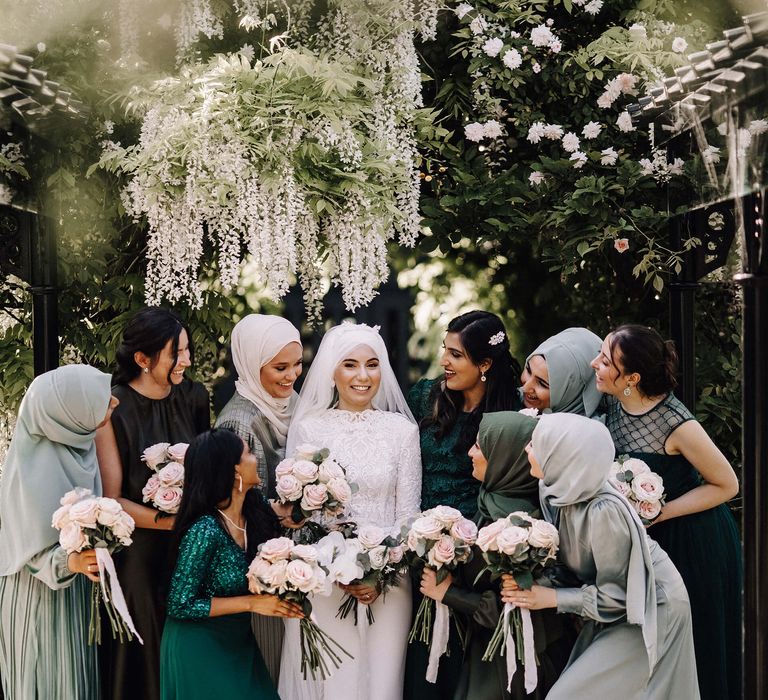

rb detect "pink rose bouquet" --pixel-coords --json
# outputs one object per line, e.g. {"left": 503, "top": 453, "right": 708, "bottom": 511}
{"left": 140, "top": 442, "right": 187, "bottom": 514}
{"left": 247, "top": 536, "right": 352, "bottom": 680}
{"left": 275, "top": 444, "right": 357, "bottom": 543}
{"left": 52, "top": 488, "right": 141, "bottom": 645}
{"left": 476, "top": 512, "right": 559, "bottom": 692}
{"left": 609, "top": 456, "right": 666, "bottom": 525}
{"left": 402, "top": 505, "right": 478, "bottom": 682}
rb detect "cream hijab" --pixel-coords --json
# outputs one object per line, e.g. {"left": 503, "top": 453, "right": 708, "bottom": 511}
{"left": 231, "top": 314, "right": 302, "bottom": 447}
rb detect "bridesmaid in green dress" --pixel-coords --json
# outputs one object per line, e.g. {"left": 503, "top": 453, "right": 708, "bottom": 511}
{"left": 419, "top": 412, "right": 572, "bottom": 700}
{"left": 160, "top": 428, "right": 303, "bottom": 700}
{"left": 404, "top": 311, "right": 522, "bottom": 700}
{"left": 0, "top": 365, "right": 117, "bottom": 699}
{"left": 592, "top": 324, "right": 741, "bottom": 700}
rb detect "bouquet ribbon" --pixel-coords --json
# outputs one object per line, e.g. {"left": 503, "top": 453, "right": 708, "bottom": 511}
{"left": 425, "top": 600, "right": 449, "bottom": 683}
{"left": 504, "top": 602, "right": 536, "bottom": 693}
{"left": 95, "top": 548, "right": 144, "bottom": 645}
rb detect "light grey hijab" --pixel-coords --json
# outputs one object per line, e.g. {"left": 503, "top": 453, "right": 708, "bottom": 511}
{"left": 534, "top": 413, "right": 659, "bottom": 672}
{"left": 0, "top": 365, "right": 112, "bottom": 576}
{"left": 527, "top": 327, "right": 602, "bottom": 416}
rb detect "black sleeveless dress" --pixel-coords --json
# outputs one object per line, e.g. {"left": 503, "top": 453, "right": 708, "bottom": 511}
{"left": 100, "top": 380, "right": 209, "bottom": 700}
{"left": 605, "top": 393, "right": 741, "bottom": 700}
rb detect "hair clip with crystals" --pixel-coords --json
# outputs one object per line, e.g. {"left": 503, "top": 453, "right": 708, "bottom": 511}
{"left": 488, "top": 330, "right": 505, "bottom": 346}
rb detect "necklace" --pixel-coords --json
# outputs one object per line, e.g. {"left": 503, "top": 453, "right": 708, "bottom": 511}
{"left": 217, "top": 509, "right": 248, "bottom": 551}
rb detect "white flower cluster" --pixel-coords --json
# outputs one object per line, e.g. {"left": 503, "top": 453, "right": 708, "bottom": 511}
{"left": 572, "top": 0, "right": 603, "bottom": 15}
{"left": 529, "top": 24, "right": 561, "bottom": 53}
{"left": 597, "top": 73, "right": 638, "bottom": 109}
{"left": 464, "top": 120, "right": 504, "bottom": 142}
{"left": 175, "top": 0, "right": 224, "bottom": 59}
{"left": 638, "top": 148, "right": 684, "bottom": 183}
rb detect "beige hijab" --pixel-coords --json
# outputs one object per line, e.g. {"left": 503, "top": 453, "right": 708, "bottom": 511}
{"left": 231, "top": 314, "right": 301, "bottom": 447}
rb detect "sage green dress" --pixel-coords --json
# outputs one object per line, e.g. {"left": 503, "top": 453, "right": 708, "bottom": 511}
{"left": 160, "top": 515, "right": 277, "bottom": 700}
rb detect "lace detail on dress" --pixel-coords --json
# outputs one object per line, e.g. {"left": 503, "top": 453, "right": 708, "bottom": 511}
{"left": 605, "top": 394, "right": 695, "bottom": 454}
{"left": 290, "top": 410, "right": 422, "bottom": 531}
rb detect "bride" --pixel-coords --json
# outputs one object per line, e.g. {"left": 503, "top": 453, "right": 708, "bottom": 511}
{"left": 278, "top": 323, "right": 421, "bottom": 700}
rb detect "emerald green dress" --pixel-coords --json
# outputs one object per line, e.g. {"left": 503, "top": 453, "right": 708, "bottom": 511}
{"left": 605, "top": 394, "right": 741, "bottom": 700}
{"left": 160, "top": 515, "right": 278, "bottom": 700}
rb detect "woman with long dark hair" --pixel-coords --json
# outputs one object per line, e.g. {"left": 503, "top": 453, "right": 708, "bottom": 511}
{"left": 160, "top": 429, "right": 302, "bottom": 699}
{"left": 404, "top": 310, "right": 522, "bottom": 700}
{"left": 96, "top": 307, "right": 210, "bottom": 700}
{"left": 592, "top": 324, "right": 741, "bottom": 700}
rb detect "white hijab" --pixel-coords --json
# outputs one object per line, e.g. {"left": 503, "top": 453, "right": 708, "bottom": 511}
{"left": 286, "top": 323, "right": 415, "bottom": 455}
{"left": 231, "top": 314, "right": 302, "bottom": 447}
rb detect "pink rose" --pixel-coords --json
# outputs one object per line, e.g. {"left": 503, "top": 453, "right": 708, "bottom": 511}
{"left": 631, "top": 472, "right": 664, "bottom": 502}
{"left": 358, "top": 525, "right": 386, "bottom": 549}
{"left": 326, "top": 477, "right": 352, "bottom": 505}
{"left": 368, "top": 545, "right": 388, "bottom": 570}
{"left": 291, "top": 544, "right": 319, "bottom": 562}
{"left": 112, "top": 512, "right": 135, "bottom": 543}
{"left": 476, "top": 519, "right": 508, "bottom": 552}
{"left": 293, "top": 459, "right": 319, "bottom": 485}
{"left": 157, "top": 461, "right": 185, "bottom": 487}
{"left": 142, "top": 476, "right": 161, "bottom": 502}
{"left": 167, "top": 442, "right": 189, "bottom": 462}
{"left": 276, "top": 475, "right": 303, "bottom": 502}
{"left": 275, "top": 458, "right": 295, "bottom": 477}
{"left": 410, "top": 515, "right": 444, "bottom": 541}
{"left": 300, "top": 483, "right": 329, "bottom": 512}
{"left": 635, "top": 499, "right": 662, "bottom": 522}
{"left": 51, "top": 504, "right": 72, "bottom": 530}
{"left": 59, "top": 522, "right": 89, "bottom": 553}
{"left": 614, "top": 238, "right": 629, "bottom": 254}
{"left": 60, "top": 487, "right": 92, "bottom": 506}
{"left": 154, "top": 486, "right": 183, "bottom": 513}
{"left": 142, "top": 442, "right": 170, "bottom": 469}
{"left": 427, "top": 534, "right": 456, "bottom": 568}
{"left": 609, "top": 476, "right": 632, "bottom": 497}
{"left": 431, "top": 505, "right": 463, "bottom": 526}
{"left": 285, "top": 559, "right": 316, "bottom": 593}
{"left": 450, "top": 518, "right": 478, "bottom": 545}
{"left": 263, "top": 559, "right": 289, "bottom": 589}
{"left": 259, "top": 537, "right": 295, "bottom": 563}
{"left": 247, "top": 558, "right": 273, "bottom": 593}
{"left": 68, "top": 498, "right": 100, "bottom": 529}
{"left": 407, "top": 530, "right": 421, "bottom": 552}
{"left": 496, "top": 526, "right": 530, "bottom": 555}
{"left": 388, "top": 545, "right": 404, "bottom": 564}
{"left": 96, "top": 498, "right": 123, "bottom": 527}
{"left": 527, "top": 519, "right": 559, "bottom": 550}
{"left": 318, "top": 459, "right": 345, "bottom": 483}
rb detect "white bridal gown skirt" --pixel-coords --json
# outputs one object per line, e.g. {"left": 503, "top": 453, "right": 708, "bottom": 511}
{"left": 278, "top": 577, "right": 412, "bottom": 700}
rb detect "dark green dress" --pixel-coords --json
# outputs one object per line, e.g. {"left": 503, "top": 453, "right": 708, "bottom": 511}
{"left": 160, "top": 515, "right": 278, "bottom": 700}
{"left": 605, "top": 394, "right": 742, "bottom": 700}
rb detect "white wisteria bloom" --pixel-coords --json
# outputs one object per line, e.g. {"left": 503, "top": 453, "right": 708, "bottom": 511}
{"left": 529, "top": 171, "right": 545, "bottom": 186}
{"left": 543, "top": 124, "right": 564, "bottom": 140}
{"left": 483, "top": 37, "right": 504, "bottom": 58}
{"left": 561, "top": 132, "right": 581, "bottom": 153}
{"left": 527, "top": 122, "right": 546, "bottom": 144}
{"left": 702, "top": 145, "right": 721, "bottom": 164}
{"left": 672, "top": 37, "right": 688, "bottom": 53}
{"left": 600, "top": 147, "right": 618, "bottom": 165}
{"left": 628, "top": 23, "right": 647, "bottom": 40}
{"left": 455, "top": 3, "right": 473, "bottom": 19}
{"left": 483, "top": 120, "right": 504, "bottom": 139}
{"left": 532, "top": 62, "right": 541, "bottom": 73}
{"left": 530, "top": 25, "right": 554, "bottom": 48}
{"left": 470, "top": 15, "right": 488, "bottom": 35}
{"left": 582, "top": 121, "right": 602, "bottom": 139}
{"left": 749, "top": 119, "right": 768, "bottom": 136}
{"left": 464, "top": 122, "right": 486, "bottom": 142}
{"left": 584, "top": 0, "right": 603, "bottom": 15}
{"left": 617, "top": 111, "right": 635, "bottom": 132}
{"left": 570, "top": 151, "right": 588, "bottom": 169}
{"left": 503, "top": 49, "right": 522, "bottom": 69}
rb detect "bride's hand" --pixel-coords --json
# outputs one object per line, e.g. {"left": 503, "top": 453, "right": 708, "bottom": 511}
{"left": 339, "top": 582, "right": 379, "bottom": 605}
{"left": 420, "top": 567, "right": 452, "bottom": 602}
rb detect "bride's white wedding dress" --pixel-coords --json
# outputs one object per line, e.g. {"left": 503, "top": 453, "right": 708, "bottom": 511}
{"left": 278, "top": 408, "right": 422, "bottom": 700}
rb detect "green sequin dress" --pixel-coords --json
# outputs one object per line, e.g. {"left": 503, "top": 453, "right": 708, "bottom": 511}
{"left": 160, "top": 515, "right": 278, "bottom": 700}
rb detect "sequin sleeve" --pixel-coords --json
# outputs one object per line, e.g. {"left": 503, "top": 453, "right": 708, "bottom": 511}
{"left": 166, "top": 516, "right": 220, "bottom": 620}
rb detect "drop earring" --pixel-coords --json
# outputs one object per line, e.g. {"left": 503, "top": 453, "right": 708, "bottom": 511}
{"left": 143, "top": 367, "right": 149, "bottom": 374}
{"left": 623, "top": 385, "right": 632, "bottom": 397}
{"left": 237, "top": 474, "right": 243, "bottom": 493}
{"left": 480, "top": 370, "right": 487, "bottom": 383}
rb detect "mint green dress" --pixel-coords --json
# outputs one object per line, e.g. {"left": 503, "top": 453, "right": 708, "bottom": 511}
{"left": 160, "top": 515, "right": 278, "bottom": 700}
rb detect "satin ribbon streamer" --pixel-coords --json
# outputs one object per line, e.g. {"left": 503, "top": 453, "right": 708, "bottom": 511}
{"left": 504, "top": 602, "right": 537, "bottom": 693}
{"left": 95, "top": 548, "right": 144, "bottom": 644}
{"left": 425, "top": 600, "right": 449, "bottom": 683}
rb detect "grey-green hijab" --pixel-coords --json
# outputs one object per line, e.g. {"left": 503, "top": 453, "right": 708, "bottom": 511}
{"left": 476, "top": 411, "right": 540, "bottom": 523}
{"left": 527, "top": 327, "right": 602, "bottom": 416}
{"left": 534, "top": 413, "right": 659, "bottom": 671}
{"left": 0, "top": 365, "right": 112, "bottom": 576}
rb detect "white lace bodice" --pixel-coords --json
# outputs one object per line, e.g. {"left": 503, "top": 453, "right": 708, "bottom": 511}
{"left": 290, "top": 409, "right": 421, "bottom": 531}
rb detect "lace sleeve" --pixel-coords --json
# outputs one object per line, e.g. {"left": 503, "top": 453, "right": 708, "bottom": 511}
{"left": 395, "top": 421, "right": 422, "bottom": 527}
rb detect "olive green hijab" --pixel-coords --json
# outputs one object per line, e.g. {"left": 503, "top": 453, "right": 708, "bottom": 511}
{"left": 475, "top": 411, "right": 540, "bottom": 523}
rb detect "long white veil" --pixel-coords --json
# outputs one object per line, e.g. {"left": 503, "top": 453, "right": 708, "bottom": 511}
{"left": 286, "top": 323, "right": 415, "bottom": 455}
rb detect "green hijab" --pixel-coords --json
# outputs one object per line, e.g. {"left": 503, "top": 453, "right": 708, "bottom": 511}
{"left": 527, "top": 327, "right": 602, "bottom": 416}
{"left": 475, "top": 411, "right": 540, "bottom": 523}
{"left": 0, "top": 365, "right": 112, "bottom": 576}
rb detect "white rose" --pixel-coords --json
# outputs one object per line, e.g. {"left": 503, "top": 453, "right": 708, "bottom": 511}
{"left": 631, "top": 472, "right": 665, "bottom": 502}
{"left": 157, "top": 461, "right": 185, "bottom": 487}
{"left": 112, "top": 512, "right": 135, "bottom": 542}
{"left": 167, "top": 442, "right": 189, "bottom": 462}
{"left": 464, "top": 122, "right": 486, "bottom": 142}
{"left": 51, "top": 504, "right": 72, "bottom": 530}
{"left": 496, "top": 526, "right": 530, "bottom": 555}
{"left": 368, "top": 545, "right": 389, "bottom": 570}
{"left": 59, "top": 522, "right": 88, "bottom": 553}
{"left": 294, "top": 444, "right": 321, "bottom": 460}
{"left": 503, "top": 49, "right": 522, "bottom": 70}
{"left": 431, "top": 505, "right": 463, "bottom": 526}
{"left": 476, "top": 519, "right": 507, "bottom": 552}
{"left": 329, "top": 553, "right": 365, "bottom": 584}
{"left": 483, "top": 120, "right": 503, "bottom": 139}
{"left": 527, "top": 520, "right": 559, "bottom": 550}
{"left": 68, "top": 498, "right": 100, "bottom": 529}
{"left": 326, "top": 477, "right": 352, "bottom": 505}
{"left": 285, "top": 559, "right": 316, "bottom": 593}
{"left": 259, "top": 537, "right": 294, "bottom": 562}
{"left": 622, "top": 458, "right": 650, "bottom": 476}
{"left": 291, "top": 544, "right": 319, "bottom": 563}
{"left": 410, "top": 515, "right": 444, "bottom": 541}
{"left": 275, "top": 458, "right": 295, "bottom": 477}
{"left": 96, "top": 498, "right": 123, "bottom": 527}
{"left": 358, "top": 525, "right": 386, "bottom": 549}
{"left": 300, "top": 483, "right": 329, "bottom": 512}
{"left": 60, "top": 487, "right": 92, "bottom": 506}
{"left": 671, "top": 37, "right": 688, "bottom": 54}
{"left": 142, "top": 442, "right": 171, "bottom": 469}
{"left": 482, "top": 37, "right": 504, "bottom": 58}
{"left": 263, "top": 559, "right": 289, "bottom": 589}
{"left": 318, "top": 459, "right": 345, "bottom": 483}
{"left": 276, "top": 474, "right": 304, "bottom": 502}
{"left": 292, "top": 459, "right": 319, "bottom": 485}
{"left": 617, "top": 111, "right": 635, "bottom": 133}
{"left": 248, "top": 558, "right": 273, "bottom": 593}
